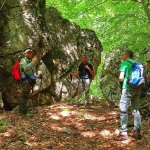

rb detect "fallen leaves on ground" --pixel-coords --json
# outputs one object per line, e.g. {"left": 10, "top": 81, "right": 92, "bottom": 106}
{"left": 0, "top": 102, "right": 150, "bottom": 150}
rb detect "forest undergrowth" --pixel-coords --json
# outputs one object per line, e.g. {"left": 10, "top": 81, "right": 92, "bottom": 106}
{"left": 0, "top": 102, "right": 150, "bottom": 150}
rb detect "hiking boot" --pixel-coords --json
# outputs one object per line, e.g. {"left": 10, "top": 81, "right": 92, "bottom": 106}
{"left": 129, "top": 130, "right": 141, "bottom": 140}
{"left": 114, "top": 134, "right": 128, "bottom": 141}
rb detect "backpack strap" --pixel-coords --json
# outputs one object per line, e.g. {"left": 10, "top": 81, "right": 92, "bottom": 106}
{"left": 124, "top": 60, "right": 134, "bottom": 80}
{"left": 125, "top": 60, "right": 134, "bottom": 64}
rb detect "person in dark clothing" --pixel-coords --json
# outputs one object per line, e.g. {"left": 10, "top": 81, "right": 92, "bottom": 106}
{"left": 146, "top": 60, "right": 150, "bottom": 80}
{"left": 140, "top": 60, "right": 150, "bottom": 98}
{"left": 71, "top": 55, "right": 94, "bottom": 105}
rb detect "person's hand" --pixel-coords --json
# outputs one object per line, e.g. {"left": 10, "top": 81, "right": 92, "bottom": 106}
{"left": 38, "top": 73, "right": 43, "bottom": 79}
{"left": 32, "top": 56, "right": 38, "bottom": 64}
{"left": 71, "top": 73, "right": 75, "bottom": 76}
{"left": 85, "top": 65, "right": 90, "bottom": 70}
{"left": 70, "top": 71, "right": 80, "bottom": 77}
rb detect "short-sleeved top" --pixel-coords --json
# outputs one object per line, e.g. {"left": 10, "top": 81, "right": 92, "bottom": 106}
{"left": 78, "top": 62, "right": 93, "bottom": 79}
{"left": 119, "top": 59, "right": 134, "bottom": 89}
{"left": 20, "top": 57, "right": 35, "bottom": 75}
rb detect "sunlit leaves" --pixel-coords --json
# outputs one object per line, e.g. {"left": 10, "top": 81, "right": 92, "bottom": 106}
{"left": 46, "top": 0, "right": 150, "bottom": 57}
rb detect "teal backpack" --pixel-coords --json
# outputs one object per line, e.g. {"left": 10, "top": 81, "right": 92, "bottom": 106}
{"left": 127, "top": 61, "right": 146, "bottom": 88}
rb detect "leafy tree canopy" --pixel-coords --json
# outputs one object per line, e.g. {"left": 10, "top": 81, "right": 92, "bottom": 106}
{"left": 46, "top": 0, "right": 150, "bottom": 98}
{"left": 46, "top": 0, "right": 150, "bottom": 61}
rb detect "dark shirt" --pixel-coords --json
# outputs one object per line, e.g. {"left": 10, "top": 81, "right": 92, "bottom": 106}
{"left": 78, "top": 62, "right": 93, "bottom": 79}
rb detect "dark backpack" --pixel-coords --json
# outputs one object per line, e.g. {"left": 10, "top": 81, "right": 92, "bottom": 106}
{"left": 12, "top": 60, "right": 21, "bottom": 81}
{"left": 22, "top": 71, "right": 36, "bottom": 86}
{"left": 127, "top": 60, "right": 146, "bottom": 88}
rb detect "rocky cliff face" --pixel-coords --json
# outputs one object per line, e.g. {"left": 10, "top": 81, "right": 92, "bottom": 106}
{"left": 0, "top": 0, "right": 102, "bottom": 109}
{"left": 100, "top": 50, "right": 123, "bottom": 105}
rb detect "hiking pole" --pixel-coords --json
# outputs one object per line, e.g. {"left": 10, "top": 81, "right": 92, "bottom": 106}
{"left": 70, "top": 73, "right": 72, "bottom": 81}
{"left": 68, "top": 74, "right": 73, "bottom": 102}
{"left": 82, "top": 78, "right": 86, "bottom": 104}
{"left": 37, "top": 73, "right": 43, "bottom": 105}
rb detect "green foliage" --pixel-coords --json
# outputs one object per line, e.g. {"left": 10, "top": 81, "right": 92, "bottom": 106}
{"left": 82, "top": 113, "right": 92, "bottom": 119}
{"left": 87, "top": 122, "right": 99, "bottom": 129}
{"left": 46, "top": 0, "right": 150, "bottom": 98}
{"left": 61, "top": 107, "right": 69, "bottom": 112}
{"left": 69, "top": 97, "right": 78, "bottom": 104}
{"left": 46, "top": 0, "right": 150, "bottom": 59}
{"left": 19, "top": 135, "right": 26, "bottom": 144}
{"left": 0, "top": 119, "right": 9, "bottom": 131}
{"left": 90, "top": 62, "right": 104, "bottom": 98}
{"left": 25, "top": 112, "right": 33, "bottom": 118}
{"left": 64, "top": 127, "right": 72, "bottom": 135}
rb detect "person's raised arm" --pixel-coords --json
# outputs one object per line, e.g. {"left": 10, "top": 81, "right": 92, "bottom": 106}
{"left": 85, "top": 65, "right": 95, "bottom": 77}
{"left": 24, "top": 56, "right": 38, "bottom": 71}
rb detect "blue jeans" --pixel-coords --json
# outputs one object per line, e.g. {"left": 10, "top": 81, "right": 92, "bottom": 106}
{"left": 119, "top": 87, "right": 141, "bottom": 135}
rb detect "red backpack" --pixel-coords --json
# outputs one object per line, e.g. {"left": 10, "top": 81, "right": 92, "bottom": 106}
{"left": 12, "top": 60, "right": 21, "bottom": 81}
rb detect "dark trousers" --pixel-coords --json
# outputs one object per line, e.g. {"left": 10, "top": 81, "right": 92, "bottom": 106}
{"left": 19, "top": 79, "right": 31, "bottom": 114}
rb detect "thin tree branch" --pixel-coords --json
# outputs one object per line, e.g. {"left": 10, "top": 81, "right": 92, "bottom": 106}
{"left": 0, "top": 0, "right": 6, "bottom": 10}
{"left": 141, "top": 0, "right": 150, "bottom": 23}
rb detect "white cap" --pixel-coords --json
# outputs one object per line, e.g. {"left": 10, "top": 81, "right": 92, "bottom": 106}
{"left": 24, "top": 48, "right": 32, "bottom": 53}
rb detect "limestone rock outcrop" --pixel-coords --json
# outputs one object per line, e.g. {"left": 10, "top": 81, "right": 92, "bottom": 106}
{"left": 100, "top": 50, "right": 122, "bottom": 105}
{"left": 0, "top": 0, "right": 102, "bottom": 109}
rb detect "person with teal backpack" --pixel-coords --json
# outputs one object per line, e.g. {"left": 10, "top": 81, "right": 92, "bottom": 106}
{"left": 114, "top": 50, "right": 142, "bottom": 141}
{"left": 126, "top": 60, "right": 146, "bottom": 88}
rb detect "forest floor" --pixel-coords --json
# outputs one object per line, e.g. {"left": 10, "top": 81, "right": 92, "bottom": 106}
{"left": 0, "top": 102, "right": 150, "bottom": 150}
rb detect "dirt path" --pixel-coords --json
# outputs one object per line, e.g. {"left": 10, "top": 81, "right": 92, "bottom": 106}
{"left": 0, "top": 102, "right": 150, "bottom": 150}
